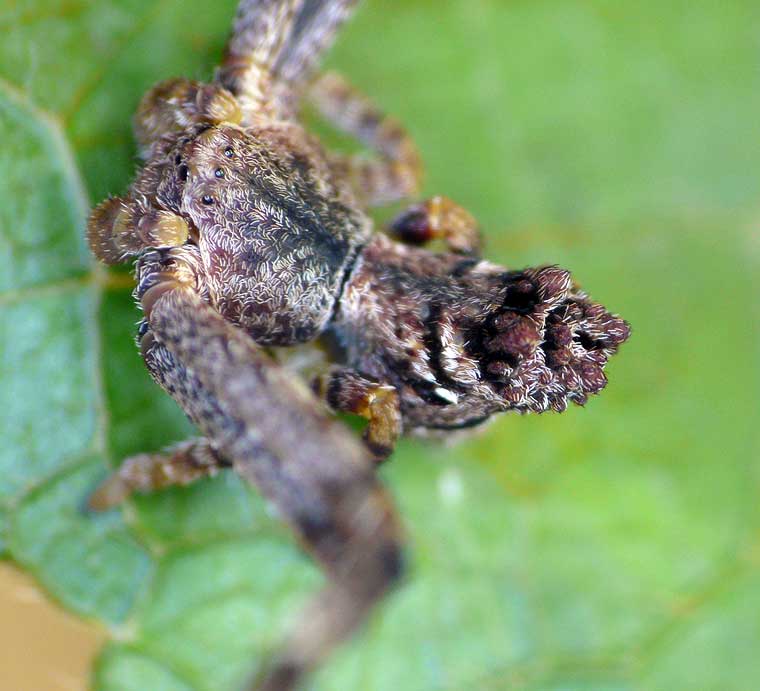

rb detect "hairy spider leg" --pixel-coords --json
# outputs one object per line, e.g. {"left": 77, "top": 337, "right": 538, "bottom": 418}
{"left": 217, "top": 0, "right": 362, "bottom": 121}
{"left": 216, "top": 0, "right": 301, "bottom": 119}
{"left": 310, "top": 71, "right": 423, "bottom": 206}
{"left": 88, "top": 437, "right": 229, "bottom": 510}
{"left": 314, "top": 368, "right": 402, "bottom": 461}
{"left": 131, "top": 249, "right": 405, "bottom": 691}
{"left": 274, "top": 0, "right": 362, "bottom": 87}
{"left": 133, "top": 78, "right": 243, "bottom": 157}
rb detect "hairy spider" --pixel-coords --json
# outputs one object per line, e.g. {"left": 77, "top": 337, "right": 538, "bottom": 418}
{"left": 86, "top": 1, "right": 630, "bottom": 689}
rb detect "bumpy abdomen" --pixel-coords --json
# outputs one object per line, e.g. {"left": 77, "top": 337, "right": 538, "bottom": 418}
{"left": 331, "top": 234, "right": 630, "bottom": 431}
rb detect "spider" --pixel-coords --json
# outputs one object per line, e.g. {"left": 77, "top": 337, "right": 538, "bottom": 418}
{"left": 86, "top": 1, "right": 630, "bottom": 689}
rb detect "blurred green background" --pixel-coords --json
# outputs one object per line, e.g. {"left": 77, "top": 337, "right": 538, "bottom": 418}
{"left": 1, "top": 1, "right": 758, "bottom": 689}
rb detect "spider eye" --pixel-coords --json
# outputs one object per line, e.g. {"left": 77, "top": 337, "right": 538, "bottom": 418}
{"left": 178, "top": 165, "right": 189, "bottom": 181}
{"left": 223, "top": 146, "right": 234, "bottom": 158}
{"left": 201, "top": 195, "right": 214, "bottom": 205}
{"left": 214, "top": 168, "right": 225, "bottom": 178}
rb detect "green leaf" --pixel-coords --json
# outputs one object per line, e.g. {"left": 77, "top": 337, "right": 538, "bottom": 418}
{"left": 1, "top": 1, "right": 758, "bottom": 690}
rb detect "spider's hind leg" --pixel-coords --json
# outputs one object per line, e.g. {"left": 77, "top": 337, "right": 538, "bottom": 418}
{"left": 88, "top": 438, "right": 229, "bottom": 510}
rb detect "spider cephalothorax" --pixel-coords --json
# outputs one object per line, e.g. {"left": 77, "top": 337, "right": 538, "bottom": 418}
{"left": 86, "top": 2, "right": 629, "bottom": 690}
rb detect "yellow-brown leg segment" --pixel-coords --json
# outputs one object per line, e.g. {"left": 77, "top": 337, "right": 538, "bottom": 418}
{"left": 315, "top": 370, "right": 402, "bottom": 462}
{"left": 86, "top": 199, "right": 190, "bottom": 266}
{"left": 134, "top": 78, "right": 242, "bottom": 157}
{"left": 130, "top": 251, "right": 405, "bottom": 691}
{"left": 310, "top": 71, "right": 423, "bottom": 206}
{"left": 88, "top": 438, "right": 229, "bottom": 510}
{"left": 389, "top": 195, "right": 482, "bottom": 255}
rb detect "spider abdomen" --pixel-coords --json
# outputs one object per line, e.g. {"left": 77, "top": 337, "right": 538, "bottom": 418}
{"left": 332, "top": 234, "right": 630, "bottom": 431}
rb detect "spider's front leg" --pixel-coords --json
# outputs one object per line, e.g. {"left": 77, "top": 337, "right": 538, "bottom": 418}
{"left": 87, "top": 245, "right": 218, "bottom": 509}
{"left": 133, "top": 78, "right": 242, "bottom": 157}
{"left": 127, "top": 248, "right": 405, "bottom": 691}
{"left": 216, "top": 0, "right": 361, "bottom": 121}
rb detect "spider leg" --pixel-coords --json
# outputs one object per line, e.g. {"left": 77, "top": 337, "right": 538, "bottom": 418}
{"left": 133, "top": 78, "right": 242, "bottom": 158}
{"left": 133, "top": 249, "right": 405, "bottom": 691}
{"left": 88, "top": 437, "right": 229, "bottom": 510}
{"left": 216, "top": 0, "right": 362, "bottom": 122}
{"left": 388, "top": 195, "right": 482, "bottom": 255}
{"left": 310, "top": 71, "right": 423, "bottom": 206}
{"left": 314, "top": 369, "right": 402, "bottom": 462}
{"left": 216, "top": 0, "right": 302, "bottom": 120}
{"left": 273, "top": 0, "right": 361, "bottom": 86}
{"left": 86, "top": 198, "right": 190, "bottom": 265}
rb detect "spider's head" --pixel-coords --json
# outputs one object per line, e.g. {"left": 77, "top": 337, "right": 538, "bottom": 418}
{"left": 146, "top": 121, "right": 371, "bottom": 346}
{"left": 175, "top": 125, "right": 265, "bottom": 226}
